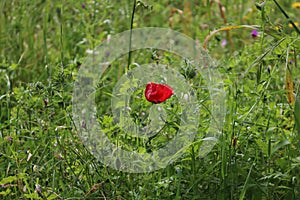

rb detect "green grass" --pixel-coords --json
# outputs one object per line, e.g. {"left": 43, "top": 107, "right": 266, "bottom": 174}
{"left": 1, "top": 0, "right": 300, "bottom": 199}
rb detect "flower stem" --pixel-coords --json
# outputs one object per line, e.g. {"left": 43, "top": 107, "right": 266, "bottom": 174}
{"left": 127, "top": 0, "right": 137, "bottom": 72}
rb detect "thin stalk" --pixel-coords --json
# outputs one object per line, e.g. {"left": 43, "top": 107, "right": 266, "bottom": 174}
{"left": 60, "top": 0, "right": 64, "bottom": 66}
{"left": 43, "top": 13, "right": 49, "bottom": 73}
{"left": 221, "top": 134, "right": 226, "bottom": 200}
{"left": 207, "top": 0, "right": 211, "bottom": 20}
{"left": 239, "top": 161, "right": 255, "bottom": 200}
{"left": 5, "top": 74, "right": 11, "bottom": 131}
{"left": 127, "top": 0, "right": 137, "bottom": 72}
{"left": 272, "top": 0, "right": 300, "bottom": 35}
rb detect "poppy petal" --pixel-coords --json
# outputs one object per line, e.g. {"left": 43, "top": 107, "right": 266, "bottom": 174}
{"left": 145, "top": 82, "right": 174, "bottom": 104}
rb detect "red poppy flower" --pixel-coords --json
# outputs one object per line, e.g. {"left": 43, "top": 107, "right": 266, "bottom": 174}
{"left": 145, "top": 82, "right": 174, "bottom": 104}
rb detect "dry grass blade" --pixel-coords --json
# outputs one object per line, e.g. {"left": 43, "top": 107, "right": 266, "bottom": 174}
{"left": 47, "top": 190, "right": 63, "bottom": 200}
{"left": 169, "top": 8, "right": 183, "bottom": 28}
{"left": 168, "top": 0, "right": 193, "bottom": 37}
{"left": 84, "top": 182, "right": 105, "bottom": 198}
{"left": 203, "top": 25, "right": 259, "bottom": 49}
{"left": 285, "top": 67, "right": 295, "bottom": 105}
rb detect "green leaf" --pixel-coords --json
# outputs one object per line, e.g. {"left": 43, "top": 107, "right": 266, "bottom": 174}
{"left": 271, "top": 140, "right": 290, "bottom": 155}
{"left": 9, "top": 63, "right": 18, "bottom": 71}
{"left": 0, "top": 173, "right": 27, "bottom": 185}
{"left": 0, "top": 188, "right": 11, "bottom": 196}
{"left": 23, "top": 193, "right": 41, "bottom": 199}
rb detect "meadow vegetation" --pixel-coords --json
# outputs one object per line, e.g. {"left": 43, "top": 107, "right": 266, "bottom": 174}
{"left": 0, "top": 0, "right": 300, "bottom": 199}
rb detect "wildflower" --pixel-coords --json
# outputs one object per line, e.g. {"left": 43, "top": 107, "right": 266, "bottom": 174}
{"left": 221, "top": 39, "right": 227, "bottom": 46}
{"left": 288, "top": 22, "right": 299, "bottom": 28}
{"left": 81, "top": 4, "right": 86, "bottom": 9}
{"left": 103, "top": 19, "right": 111, "bottom": 24}
{"left": 275, "top": 25, "right": 283, "bottom": 32}
{"left": 145, "top": 82, "right": 174, "bottom": 104}
{"left": 251, "top": 29, "right": 258, "bottom": 38}
{"left": 292, "top": 2, "right": 300, "bottom": 8}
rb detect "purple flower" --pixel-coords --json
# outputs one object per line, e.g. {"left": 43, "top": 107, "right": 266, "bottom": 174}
{"left": 221, "top": 39, "right": 227, "bottom": 46}
{"left": 81, "top": 4, "right": 86, "bottom": 9}
{"left": 251, "top": 30, "right": 258, "bottom": 38}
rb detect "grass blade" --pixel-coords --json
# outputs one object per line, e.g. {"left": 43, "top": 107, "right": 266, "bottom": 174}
{"left": 295, "top": 95, "right": 300, "bottom": 134}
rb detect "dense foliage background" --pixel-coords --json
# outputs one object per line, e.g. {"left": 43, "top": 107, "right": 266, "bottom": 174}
{"left": 1, "top": 0, "right": 300, "bottom": 199}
